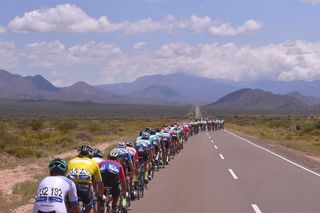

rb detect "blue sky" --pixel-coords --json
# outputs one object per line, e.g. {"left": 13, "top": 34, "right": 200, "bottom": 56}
{"left": 0, "top": 0, "right": 320, "bottom": 86}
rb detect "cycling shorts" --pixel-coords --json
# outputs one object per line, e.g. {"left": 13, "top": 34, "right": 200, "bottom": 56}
{"left": 138, "top": 150, "right": 149, "bottom": 162}
{"left": 75, "top": 183, "right": 94, "bottom": 208}
{"left": 37, "top": 211, "right": 56, "bottom": 213}
{"left": 105, "top": 183, "right": 120, "bottom": 200}
{"left": 161, "top": 139, "right": 170, "bottom": 150}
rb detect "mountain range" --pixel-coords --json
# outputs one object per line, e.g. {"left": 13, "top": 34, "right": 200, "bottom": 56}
{"left": 1, "top": 69, "right": 320, "bottom": 112}
{"left": 205, "top": 88, "right": 312, "bottom": 113}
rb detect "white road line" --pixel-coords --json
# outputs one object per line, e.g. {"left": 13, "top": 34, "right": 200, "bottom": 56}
{"left": 214, "top": 145, "right": 218, "bottom": 149}
{"left": 228, "top": 169, "right": 238, "bottom": 180}
{"left": 219, "top": 154, "right": 225, "bottom": 160}
{"left": 210, "top": 140, "right": 214, "bottom": 143}
{"left": 251, "top": 204, "right": 262, "bottom": 213}
{"left": 209, "top": 136, "right": 211, "bottom": 139}
{"left": 224, "top": 129, "right": 320, "bottom": 177}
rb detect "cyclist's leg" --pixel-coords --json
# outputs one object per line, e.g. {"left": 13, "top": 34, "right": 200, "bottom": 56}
{"left": 76, "top": 183, "right": 94, "bottom": 213}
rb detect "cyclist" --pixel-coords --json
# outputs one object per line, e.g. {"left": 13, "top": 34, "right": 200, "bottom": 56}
{"left": 92, "top": 148, "right": 104, "bottom": 164}
{"left": 136, "top": 132, "right": 152, "bottom": 182}
{"left": 150, "top": 129, "right": 162, "bottom": 168}
{"left": 98, "top": 150, "right": 127, "bottom": 213}
{"left": 125, "top": 141, "right": 139, "bottom": 179}
{"left": 66, "top": 144, "right": 104, "bottom": 213}
{"left": 160, "top": 129, "right": 171, "bottom": 164}
{"left": 33, "top": 158, "right": 80, "bottom": 213}
{"left": 114, "top": 143, "right": 134, "bottom": 181}
{"left": 183, "top": 123, "right": 190, "bottom": 142}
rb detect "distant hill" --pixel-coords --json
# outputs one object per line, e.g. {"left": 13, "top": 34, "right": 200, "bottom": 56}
{"left": 286, "top": 91, "right": 320, "bottom": 105}
{"left": 97, "top": 73, "right": 237, "bottom": 105}
{"left": 129, "top": 85, "right": 183, "bottom": 104}
{"left": 0, "top": 69, "right": 120, "bottom": 103}
{"left": 2, "top": 69, "right": 320, "bottom": 107}
{"left": 206, "top": 88, "right": 309, "bottom": 113}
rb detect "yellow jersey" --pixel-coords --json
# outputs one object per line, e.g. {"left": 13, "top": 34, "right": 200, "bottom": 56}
{"left": 66, "top": 156, "right": 102, "bottom": 184}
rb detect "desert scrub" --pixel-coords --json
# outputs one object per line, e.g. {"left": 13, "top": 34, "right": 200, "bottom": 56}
{"left": 0, "top": 117, "right": 181, "bottom": 159}
{"left": 53, "top": 119, "right": 77, "bottom": 133}
{"left": 227, "top": 115, "right": 320, "bottom": 155}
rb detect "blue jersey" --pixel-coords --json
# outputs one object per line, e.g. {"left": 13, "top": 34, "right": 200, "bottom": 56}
{"left": 99, "top": 160, "right": 125, "bottom": 185}
{"left": 150, "top": 134, "right": 160, "bottom": 147}
{"left": 136, "top": 139, "right": 150, "bottom": 152}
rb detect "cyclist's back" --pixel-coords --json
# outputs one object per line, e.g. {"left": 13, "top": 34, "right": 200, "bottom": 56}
{"left": 66, "top": 145, "right": 104, "bottom": 212}
{"left": 33, "top": 159, "right": 80, "bottom": 213}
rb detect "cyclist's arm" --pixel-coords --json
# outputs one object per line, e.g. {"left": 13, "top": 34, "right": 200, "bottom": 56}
{"left": 134, "top": 151, "right": 139, "bottom": 175}
{"left": 93, "top": 163, "right": 104, "bottom": 200}
{"left": 68, "top": 181, "right": 80, "bottom": 213}
{"left": 119, "top": 165, "right": 127, "bottom": 196}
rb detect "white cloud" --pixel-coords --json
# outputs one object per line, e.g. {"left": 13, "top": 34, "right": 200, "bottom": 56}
{"left": 26, "top": 40, "right": 122, "bottom": 68}
{"left": 20, "top": 39, "right": 320, "bottom": 84}
{"left": 99, "top": 40, "right": 320, "bottom": 83}
{"left": 26, "top": 41, "right": 77, "bottom": 67}
{"left": 8, "top": 4, "right": 261, "bottom": 37}
{"left": 187, "top": 15, "right": 212, "bottom": 33}
{"left": 301, "top": 0, "right": 320, "bottom": 4}
{"left": 127, "top": 15, "right": 261, "bottom": 36}
{"left": 0, "top": 25, "right": 6, "bottom": 34}
{"left": 209, "top": 19, "right": 262, "bottom": 36}
{"left": 8, "top": 4, "right": 128, "bottom": 33}
{"left": 133, "top": 42, "right": 147, "bottom": 49}
{"left": 0, "top": 41, "right": 19, "bottom": 69}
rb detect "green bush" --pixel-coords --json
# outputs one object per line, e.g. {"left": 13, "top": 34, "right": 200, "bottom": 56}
{"left": 29, "top": 119, "right": 43, "bottom": 131}
{"left": 54, "top": 120, "right": 77, "bottom": 133}
{"left": 314, "top": 121, "right": 320, "bottom": 129}
{"left": 302, "top": 124, "right": 315, "bottom": 134}
{"left": 5, "top": 146, "right": 35, "bottom": 158}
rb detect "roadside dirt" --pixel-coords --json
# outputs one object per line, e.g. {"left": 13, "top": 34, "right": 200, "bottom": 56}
{"left": 2, "top": 141, "right": 114, "bottom": 213}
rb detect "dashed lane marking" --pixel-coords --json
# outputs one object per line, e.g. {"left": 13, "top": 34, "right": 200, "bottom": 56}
{"left": 214, "top": 145, "right": 218, "bottom": 149}
{"left": 251, "top": 204, "right": 262, "bottom": 213}
{"left": 219, "top": 154, "right": 225, "bottom": 160}
{"left": 228, "top": 169, "right": 238, "bottom": 180}
{"left": 210, "top": 140, "right": 214, "bottom": 143}
{"left": 224, "top": 129, "right": 320, "bottom": 177}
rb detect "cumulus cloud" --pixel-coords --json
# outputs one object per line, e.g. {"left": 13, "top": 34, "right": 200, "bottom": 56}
{"left": 0, "top": 41, "right": 19, "bottom": 69}
{"left": 133, "top": 42, "right": 147, "bottom": 49}
{"left": 0, "top": 25, "right": 6, "bottom": 34}
{"left": 26, "top": 40, "right": 122, "bottom": 68}
{"left": 8, "top": 4, "right": 128, "bottom": 33}
{"left": 100, "top": 40, "right": 320, "bottom": 83}
{"left": 21, "top": 39, "right": 320, "bottom": 84}
{"left": 7, "top": 4, "right": 261, "bottom": 36}
{"left": 209, "top": 19, "right": 262, "bottom": 36}
{"left": 301, "top": 0, "right": 320, "bottom": 4}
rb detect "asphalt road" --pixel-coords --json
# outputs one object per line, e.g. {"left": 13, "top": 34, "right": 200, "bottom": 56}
{"left": 129, "top": 130, "right": 320, "bottom": 213}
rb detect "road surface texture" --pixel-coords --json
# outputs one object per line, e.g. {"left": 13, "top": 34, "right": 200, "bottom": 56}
{"left": 195, "top": 105, "right": 201, "bottom": 118}
{"left": 129, "top": 130, "right": 320, "bottom": 213}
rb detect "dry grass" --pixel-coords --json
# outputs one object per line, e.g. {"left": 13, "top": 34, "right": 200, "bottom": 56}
{"left": 227, "top": 115, "right": 320, "bottom": 156}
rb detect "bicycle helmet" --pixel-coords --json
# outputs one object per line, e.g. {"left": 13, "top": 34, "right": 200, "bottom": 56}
{"left": 125, "top": 140, "right": 133, "bottom": 147}
{"left": 141, "top": 132, "right": 150, "bottom": 140}
{"left": 117, "top": 142, "right": 126, "bottom": 149}
{"left": 108, "top": 149, "right": 119, "bottom": 159}
{"left": 93, "top": 148, "right": 103, "bottom": 158}
{"left": 49, "top": 158, "right": 68, "bottom": 175}
{"left": 78, "top": 144, "right": 94, "bottom": 158}
{"left": 150, "top": 129, "right": 156, "bottom": 135}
